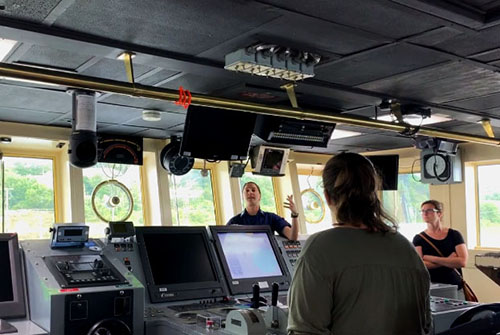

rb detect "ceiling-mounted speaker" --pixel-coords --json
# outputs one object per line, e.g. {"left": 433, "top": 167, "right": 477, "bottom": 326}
{"left": 253, "top": 115, "right": 335, "bottom": 147}
{"left": 68, "top": 90, "right": 98, "bottom": 168}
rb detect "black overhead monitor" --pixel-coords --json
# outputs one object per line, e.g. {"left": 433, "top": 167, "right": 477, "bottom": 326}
{"left": 0, "top": 233, "right": 26, "bottom": 319}
{"left": 180, "top": 105, "right": 257, "bottom": 161}
{"left": 135, "top": 226, "right": 227, "bottom": 303}
{"left": 366, "top": 154, "right": 400, "bottom": 191}
{"left": 209, "top": 225, "right": 291, "bottom": 296}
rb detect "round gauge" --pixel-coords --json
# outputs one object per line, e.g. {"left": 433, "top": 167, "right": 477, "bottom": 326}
{"left": 91, "top": 179, "right": 134, "bottom": 222}
{"left": 160, "top": 142, "right": 195, "bottom": 176}
{"left": 424, "top": 154, "right": 448, "bottom": 178}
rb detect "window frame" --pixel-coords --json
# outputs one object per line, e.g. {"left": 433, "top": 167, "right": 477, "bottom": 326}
{"left": 469, "top": 160, "right": 500, "bottom": 249}
{"left": 0, "top": 152, "right": 59, "bottom": 232}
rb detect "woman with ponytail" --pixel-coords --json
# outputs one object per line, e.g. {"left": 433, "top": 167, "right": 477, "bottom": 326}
{"left": 288, "top": 152, "right": 432, "bottom": 335}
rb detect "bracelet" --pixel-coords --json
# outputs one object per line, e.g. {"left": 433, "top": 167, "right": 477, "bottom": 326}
{"left": 291, "top": 212, "right": 299, "bottom": 218}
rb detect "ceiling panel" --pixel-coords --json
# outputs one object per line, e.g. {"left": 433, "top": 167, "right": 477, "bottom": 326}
{"left": 358, "top": 61, "right": 500, "bottom": 104}
{"left": 259, "top": 0, "right": 442, "bottom": 39}
{"left": 316, "top": 43, "right": 452, "bottom": 86}
{"left": 17, "top": 45, "right": 93, "bottom": 70}
{"left": 81, "top": 58, "right": 156, "bottom": 82}
{"left": 0, "top": 0, "right": 62, "bottom": 22}
{"left": 53, "top": 0, "right": 280, "bottom": 55}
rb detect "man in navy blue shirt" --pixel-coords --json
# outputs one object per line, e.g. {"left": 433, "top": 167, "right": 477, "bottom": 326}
{"left": 227, "top": 181, "right": 299, "bottom": 240}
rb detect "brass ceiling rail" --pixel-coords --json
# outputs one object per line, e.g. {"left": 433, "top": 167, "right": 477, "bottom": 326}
{"left": 1, "top": 62, "right": 500, "bottom": 147}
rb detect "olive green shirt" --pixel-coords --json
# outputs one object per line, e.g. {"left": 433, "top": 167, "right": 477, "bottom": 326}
{"left": 288, "top": 228, "right": 432, "bottom": 335}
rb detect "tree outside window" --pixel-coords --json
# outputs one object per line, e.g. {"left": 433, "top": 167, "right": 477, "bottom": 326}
{"left": 240, "top": 173, "right": 277, "bottom": 213}
{"left": 169, "top": 168, "right": 217, "bottom": 226}
{"left": 1, "top": 156, "right": 55, "bottom": 239}
{"left": 477, "top": 165, "right": 500, "bottom": 248}
{"left": 83, "top": 163, "right": 144, "bottom": 237}
{"left": 382, "top": 173, "right": 430, "bottom": 241}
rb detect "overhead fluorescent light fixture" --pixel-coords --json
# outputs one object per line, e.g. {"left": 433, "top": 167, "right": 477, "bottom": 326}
{"left": 225, "top": 44, "right": 321, "bottom": 81}
{"left": 376, "top": 113, "right": 452, "bottom": 126}
{"left": 0, "top": 38, "right": 17, "bottom": 61}
{"left": 330, "top": 129, "right": 362, "bottom": 140}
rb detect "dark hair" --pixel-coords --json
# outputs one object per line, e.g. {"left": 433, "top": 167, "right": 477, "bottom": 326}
{"left": 242, "top": 181, "right": 261, "bottom": 195}
{"left": 421, "top": 200, "right": 443, "bottom": 212}
{"left": 322, "top": 152, "right": 397, "bottom": 233}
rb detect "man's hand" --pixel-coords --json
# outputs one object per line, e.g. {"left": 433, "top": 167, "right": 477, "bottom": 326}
{"left": 284, "top": 194, "right": 298, "bottom": 216}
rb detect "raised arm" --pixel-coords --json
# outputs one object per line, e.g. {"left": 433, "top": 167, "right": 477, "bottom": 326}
{"left": 283, "top": 194, "right": 299, "bottom": 241}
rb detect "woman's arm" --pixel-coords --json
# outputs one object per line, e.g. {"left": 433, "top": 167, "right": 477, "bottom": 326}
{"left": 415, "top": 246, "right": 441, "bottom": 269}
{"left": 423, "top": 243, "right": 468, "bottom": 268}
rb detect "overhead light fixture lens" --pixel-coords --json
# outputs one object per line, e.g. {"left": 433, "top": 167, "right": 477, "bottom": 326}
{"left": 142, "top": 110, "right": 161, "bottom": 122}
{"left": 0, "top": 136, "right": 12, "bottom": 143}
{"left": 117, "top": 52, "right": 136, "bottom": 60}
{"left": 0, "top": 38, "right": 17, "bottom": 61}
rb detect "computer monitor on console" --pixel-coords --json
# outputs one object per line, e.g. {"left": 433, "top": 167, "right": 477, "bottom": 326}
{"left": 135, "top": 226, "right": 227, "bottom": 303}
{"left": 0, "top": 233, "right": 26, "bottom": 331}
{"left": 210, "top": 225, "right": 291, "bottom": 296}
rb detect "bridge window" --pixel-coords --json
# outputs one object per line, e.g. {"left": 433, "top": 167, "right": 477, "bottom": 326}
{"left": 169, "top": 167, "right": 217, "bottom": 226}
{"left": 1, "top": 156, "right": 55, "bottom": 239}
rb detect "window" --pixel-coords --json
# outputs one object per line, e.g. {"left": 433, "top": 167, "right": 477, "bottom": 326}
{"left": 83, "top": 163, "right": 144, "bottom": 237}
{"left": 382, "top": 173, "right": 430, "bottom": 241}
{"left": 298, "top": 174, "right": 333, "bottom": 234}
{"left": 1, "top": 156, "right": 55, "bottom": 239}
{"left": 240, "top": 173, "right": 277, "bottom": 213}
{"left": 169, "top": 168, "right": 217, "bottom": 226}
{"left": 476, "top": 164, "right": 500, "bottom": 248}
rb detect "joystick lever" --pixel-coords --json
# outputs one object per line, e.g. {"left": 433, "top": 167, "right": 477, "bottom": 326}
{"left": 251, "top": 284, "right": 260, "bottom": 309}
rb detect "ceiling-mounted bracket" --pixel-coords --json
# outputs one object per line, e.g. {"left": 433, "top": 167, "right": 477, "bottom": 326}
{"left": 480, "top": 118, "right": 495, "bottom": 138}
{"left": 280, "top": 82, "right": 299, "bottom": 108}
{"left": 119, "top": 51, "right": 136, "bottom": 85}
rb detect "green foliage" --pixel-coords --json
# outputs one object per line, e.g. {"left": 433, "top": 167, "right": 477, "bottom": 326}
{"left": 383, "top": 173, "right": 430, "bottom": 224}
{"left": 11, "top": 162, "right": 51, "bottom": 176}
{"left": 170, "top": 169, "right": 216, "bottom": 226}
{"left": 480, "top": 202, "right": 500, "bottom": 227}
{"left": 5, "top": 167, "right": 54, "bottom": 210}
{"left": 485, "top": 193, "right": 500, "bottom": 201}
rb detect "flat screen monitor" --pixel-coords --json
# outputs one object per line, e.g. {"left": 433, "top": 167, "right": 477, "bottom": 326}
{"left": 251, "top": 145, "right": 289, "bottom": 176}
{"left": 210, "top": 225, "right": 291, "bottom": 296}
{"left": 366, "top": 154, "right": 399, "bottom": 191}
{"left": 0, "top": 233, "right": 26, "bottom": 319}
{"left": 135, "top": 227, "right": 227, "bottom": 303}
{"left": 180, "top": 105, "right": 257, "bottom": 161}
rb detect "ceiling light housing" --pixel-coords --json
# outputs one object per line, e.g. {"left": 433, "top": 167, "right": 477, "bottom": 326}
{"left": 142, "top": 110, "right": 161, "bottom": 122}
{"left": 0, "top": 38, "right": 17, "bottom": 61}
{"left": 225, "top": 44, "right": 320, "bottom": 81}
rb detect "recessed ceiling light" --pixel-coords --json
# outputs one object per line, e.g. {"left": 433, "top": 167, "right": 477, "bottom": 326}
{"left": 0, "top": 38, "right": 17, "bottom": 61}
{"left": 376, "top": 113, "right": 452, "bottom": 126}
{"left": 331, "top": 129, "right": 362, "bottom": 140}
{"left": 117, "top": 52, "right": 136, "bottom": 60}
{"left": 142, "top": 110, "right": 161, "bottom": 122}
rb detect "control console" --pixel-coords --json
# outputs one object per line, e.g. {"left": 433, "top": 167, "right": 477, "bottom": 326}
{"left": 275, "top": 235, "right": 308, "bottom": 275}
{"left": 45, "top": 254, "right": 127, "bottom": 288}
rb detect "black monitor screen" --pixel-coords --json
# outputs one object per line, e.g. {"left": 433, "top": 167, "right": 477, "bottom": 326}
{"left": 218, "top": 232, "right": 282, "bottom": 279}
{"left": 136, "top": 227, "right": 226, "bottom": 303}
{"left": 0, "top": 241, "right": 14, "bottom": 302}
{"left": 0, "top": 233, "right": 25, "bottom": 319}
{"left": 143, "top": 233, "right": 216, "bottom": 285}
{"left": 262, "top": 149, "right": 285, "bottom": 172}
{"left": 367, "top": 155, "right": 399, "bottom": 191}
{"left": 113, "top": 223, "right": 127, "bottom": 233}
{"left": 180, "top": 105, "right": 257, "bottom": 161}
